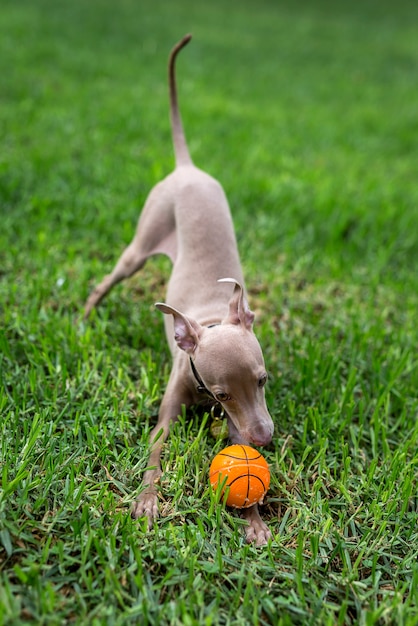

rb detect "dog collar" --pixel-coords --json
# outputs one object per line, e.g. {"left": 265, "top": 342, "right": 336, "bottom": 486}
{"left": 189, "top": 357, "right": 215, "bottom": 399}
{"left": 189, "top": 323, "right": 220, "bottom": 399}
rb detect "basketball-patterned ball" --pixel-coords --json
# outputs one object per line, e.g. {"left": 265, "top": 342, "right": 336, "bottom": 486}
{"left": 209, "top": 444, "right": 270, "bottom": 508}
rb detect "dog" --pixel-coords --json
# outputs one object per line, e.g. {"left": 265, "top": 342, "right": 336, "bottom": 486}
{"left": 83, "top": 34, "right": 274, "bottom": 545}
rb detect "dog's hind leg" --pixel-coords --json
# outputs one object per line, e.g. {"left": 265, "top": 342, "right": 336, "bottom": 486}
{"left": 83, "top": 181, "right": 177, "bottom": 318}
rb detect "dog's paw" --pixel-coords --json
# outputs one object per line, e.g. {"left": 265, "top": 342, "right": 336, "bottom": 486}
{"left": 241, "top": 505, "right": 272, "bottom": 547}
{"left": 245, "top": 521, "right": 272, "bottom": 547}
{"left": 131, "top": 491, "right": 159, "bottom": 529}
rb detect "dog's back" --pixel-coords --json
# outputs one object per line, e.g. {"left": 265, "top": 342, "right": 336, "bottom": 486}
{"left": 166, "top": 36, "right": 244, "bottom": 320}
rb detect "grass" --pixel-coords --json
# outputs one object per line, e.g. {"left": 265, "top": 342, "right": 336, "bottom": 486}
{"left": 1, "top": 0, "right": 417, "bottom": 623}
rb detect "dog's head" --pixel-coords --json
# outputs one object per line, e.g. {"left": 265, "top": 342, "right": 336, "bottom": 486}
{"left": 156, "top": 279, "right": 274, "bottom": 446}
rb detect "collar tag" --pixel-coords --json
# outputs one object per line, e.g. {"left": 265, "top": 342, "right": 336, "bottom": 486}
{"left": 210, "top": 405, "right": 228, "bottom": 439}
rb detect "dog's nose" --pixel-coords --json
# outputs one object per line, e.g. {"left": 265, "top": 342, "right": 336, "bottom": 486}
{"left": 250, "top": 421, "right": 274, "bottom": 447}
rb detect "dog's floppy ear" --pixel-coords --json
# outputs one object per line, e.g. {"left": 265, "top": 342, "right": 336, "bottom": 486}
{"left": 218, "top": 278, "right": 255, "bottom": 329}
{"left": 156, "top": 303, "right": 203, "bottom": 354}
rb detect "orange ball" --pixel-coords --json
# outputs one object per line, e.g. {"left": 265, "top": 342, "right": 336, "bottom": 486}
{"left": 209, "top": 444, "right": 270, "bottom": 508}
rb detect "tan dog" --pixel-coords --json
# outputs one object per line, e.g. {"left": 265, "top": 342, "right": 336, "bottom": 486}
{"left": 84, "top": 35, "right": 274, "bottom": 545}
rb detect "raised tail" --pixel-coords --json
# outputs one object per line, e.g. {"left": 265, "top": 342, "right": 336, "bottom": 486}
{"left": 169, "top": 34, "right": 193, "bottom": 167}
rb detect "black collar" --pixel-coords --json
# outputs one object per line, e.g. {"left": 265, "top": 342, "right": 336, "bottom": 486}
{"left": 189, "top": 357, "right": 215, "bottom": 399}
{"left": 189, "top": 323, "right": 220, "bottom": 399}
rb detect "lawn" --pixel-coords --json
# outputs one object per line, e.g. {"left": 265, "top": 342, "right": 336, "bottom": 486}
{"left": 1, "top": 0, "right": 417, "bottom": 624}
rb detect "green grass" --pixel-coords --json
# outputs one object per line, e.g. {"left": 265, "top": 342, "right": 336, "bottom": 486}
{"left": 1, "top": 0, "right": 417, "bottom": 624}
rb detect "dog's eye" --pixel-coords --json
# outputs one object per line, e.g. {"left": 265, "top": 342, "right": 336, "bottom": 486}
{"left": 258, "top": 374, "right": 268, "bottom": 388}
{"left": 216, "top": 392, "right": 231, "bottom": 403}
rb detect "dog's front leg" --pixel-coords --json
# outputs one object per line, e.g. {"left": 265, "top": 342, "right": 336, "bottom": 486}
{"left": 241, "top": 505, "right": 272, "bottom": 546}
{"left": 131, "top": 372, "right": 192, "bottom": 528}
{"left": 131, "top": 419, "right": 169, "bottom": 527}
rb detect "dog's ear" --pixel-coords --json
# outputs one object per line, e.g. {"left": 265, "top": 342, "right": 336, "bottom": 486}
{"left": 156, "top": 303, "right": 203, "bottom": 354}
{"left": 218, "top": 278, "right": 255, "bottom": 329}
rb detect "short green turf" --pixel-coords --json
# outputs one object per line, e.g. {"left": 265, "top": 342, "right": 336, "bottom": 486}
{"left": 1, "top": 0, "right": 417, "bottom": 624}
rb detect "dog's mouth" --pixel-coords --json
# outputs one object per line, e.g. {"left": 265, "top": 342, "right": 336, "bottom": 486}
{"left": 250, "top": 434, "right": 273, "bottom": 447}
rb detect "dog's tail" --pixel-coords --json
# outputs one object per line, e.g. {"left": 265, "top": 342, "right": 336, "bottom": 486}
{"left": 169, "top": 34, "right": 193, "bottom": 167}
